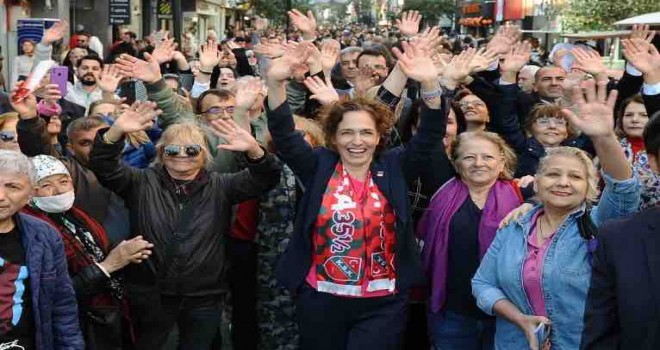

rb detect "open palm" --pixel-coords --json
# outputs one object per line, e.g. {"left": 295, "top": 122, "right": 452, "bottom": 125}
{"left": 561, "top": 80, "right": 617, "bottom": 138}
{"left": 443, "top": 48, "right": 477, "bottom": 83}
{"left": 114, "top": 102, "right": 161, "bottom": 133}
{"left": 42, "top": 21, "right": 67, "bottom": 45}
{"left": 395, "top": 11, "right": 422, "bottom": 37}
{"left": 115, "top": 53, "right": 162, "bottom": 84}
{"left": 99, "top": 65, "right": 123, "bottom": 93}
{"left": 210, "top": 118, "right": 260, "bottom": 152}
{"left": 288, "top": 9, "right": 317, "bottom": 35}
{"left": 392, "top": 41, "right": 437, "bottom": 83}
{"left": 305, "top": 76, "right": 339, "bottom": 106}
{"left": 199, "top": 41, "right": 221, "bottom": 70}
{"left": 235, "top": 78, "right": 263, "bottom": 110}
{"left": 500, "top": 42, "right": 531, "bottom": 73}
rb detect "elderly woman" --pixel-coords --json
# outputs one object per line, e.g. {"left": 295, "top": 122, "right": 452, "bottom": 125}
{"left": 0, "top": 112, "right": 20, "bottom": 152}
{"left": 418, "top": 131, "right": 524, "bottom": 350}
{"left": 88, "top": 101, "right": 281, "bottom": 349}
{"left": 616, "top": 94, "right": 658, "bottom": 209}
{"left": 0, "top": 150, "right": 83, "bottom": 349}
{"left": 472, "top": 81, "right": 641, "bottom": 350}
{"left": 22, "top": 155, "right": 152, "bottom": 349}
{"left": 264, "top": 39, "right": 447, "bottom": 348}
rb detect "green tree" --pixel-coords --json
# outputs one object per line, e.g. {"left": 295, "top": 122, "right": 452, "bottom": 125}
{"left": 251, "top": 0, "right": 314, "bottom": 26}
{"left": 562, "top": 0, "right": 660, "bottom": 32}
{"left": 402, "top": 0, "right": 456, "bottom": 26}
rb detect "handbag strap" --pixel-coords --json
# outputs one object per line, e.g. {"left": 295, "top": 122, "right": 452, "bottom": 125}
{"left": 158, "top": 200, "right": 199, "bottom": 279}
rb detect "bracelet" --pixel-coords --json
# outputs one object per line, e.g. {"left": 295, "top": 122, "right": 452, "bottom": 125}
{"left": 199, "top": 69, "right": 213, "bottom": 75}
{"left": 246, "top": 146, "right": 266, "bottom": 162}
{"left": 421, "top": 86, "right": 443, "bottom": 100}
{"left": 102, "top": 132, "right": 117, "bottom": 145}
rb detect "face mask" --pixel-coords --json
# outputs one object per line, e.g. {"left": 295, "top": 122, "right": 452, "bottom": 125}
{"left": 32, "top": 191, "right": 75, "bottom": 213}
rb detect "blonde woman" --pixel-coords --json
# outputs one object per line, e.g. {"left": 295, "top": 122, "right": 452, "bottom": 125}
{"left": 472, "top": 81, "right": 641, "bottom": 350}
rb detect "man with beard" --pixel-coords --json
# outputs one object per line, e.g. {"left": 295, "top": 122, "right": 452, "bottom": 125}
{"left": 64, "top": 55, "right": 104, "bottom": 112}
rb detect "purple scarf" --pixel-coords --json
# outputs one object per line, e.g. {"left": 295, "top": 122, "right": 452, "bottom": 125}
{"left": 418, "top": 177, "right": 522, "bottom": 313}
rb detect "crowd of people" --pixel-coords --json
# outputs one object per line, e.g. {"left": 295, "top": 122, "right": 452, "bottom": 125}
{"left": 0, "top": 8, "right": 658, "bottom": 350}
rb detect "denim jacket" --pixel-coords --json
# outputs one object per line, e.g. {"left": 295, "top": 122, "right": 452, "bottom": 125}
{"left": 472, "top": 172, "right": 641, "bottom": 349}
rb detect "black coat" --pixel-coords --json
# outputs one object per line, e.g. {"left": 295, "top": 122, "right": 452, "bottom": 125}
{"left": 581, "top": 206, "right": 660, "bottom": 350}
{"left": 88, "top": 128, "right": 282, "bottom": 296}
{"left": 267, "top": 101, "right": 448, "bottom": 293}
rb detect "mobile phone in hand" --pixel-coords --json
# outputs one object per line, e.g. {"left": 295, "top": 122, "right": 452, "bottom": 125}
{"left": 50, "top": 66, "right": 69, "bottom": 96}
{"left": 535, "top": 322, "right": 551, "bottom": 348}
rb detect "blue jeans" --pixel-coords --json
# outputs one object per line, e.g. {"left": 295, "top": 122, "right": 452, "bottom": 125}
{"left": 428, "top": 310, "right": 495, "bottom": 350}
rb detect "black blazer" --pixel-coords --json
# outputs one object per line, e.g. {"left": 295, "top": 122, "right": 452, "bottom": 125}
{"left": 267, "top": 101, "right": 447, "bottom": 293}
{"left": 581, "top": 206, "right": 660, "bottom": 350}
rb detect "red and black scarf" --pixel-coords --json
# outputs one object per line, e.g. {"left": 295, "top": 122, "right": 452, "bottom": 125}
{"left": 312, "top": 163, "right": 397, "bottom": 296}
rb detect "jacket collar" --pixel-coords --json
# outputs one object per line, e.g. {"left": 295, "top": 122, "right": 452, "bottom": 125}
{"left": 514, "top": 203, "right": 587, "bottom": 237}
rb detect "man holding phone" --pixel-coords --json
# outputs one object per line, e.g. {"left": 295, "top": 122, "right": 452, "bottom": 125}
{"left": 63, "top": 55, "right": 104, "bottom": 112}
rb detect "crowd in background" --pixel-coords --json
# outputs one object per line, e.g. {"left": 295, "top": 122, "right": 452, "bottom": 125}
{"left": 0, "top": 8, "right": 658, "bottom": 350}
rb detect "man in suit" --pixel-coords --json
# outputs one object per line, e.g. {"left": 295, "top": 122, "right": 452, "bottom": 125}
{"left": 581, "top": 111, "right": 660, "bottom": 350}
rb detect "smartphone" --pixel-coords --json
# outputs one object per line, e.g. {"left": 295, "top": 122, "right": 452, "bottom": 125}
{"left": 50, "top": 66, "right": 68, "bottom": 96}
{"left": 535, "top": 323, "right": 551, "bottom": 348}
{"left": 117, "top": 80, "right": 137, "bottom": 105}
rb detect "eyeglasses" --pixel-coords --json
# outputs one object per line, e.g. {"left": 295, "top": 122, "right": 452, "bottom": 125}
{"left": 201, "top": 106, "right": 235, "bottom": 119}
{"left": 163, "top": 144, "right": 202, "bottom": 157}
{"left": 0, "top": 131, "right": 17, "bottom": 142}
{"left": 535, "top": 116, "right": 567, "bottom": 127}
{"left": 459, "top": 101, "right": 486, "bottom": 110}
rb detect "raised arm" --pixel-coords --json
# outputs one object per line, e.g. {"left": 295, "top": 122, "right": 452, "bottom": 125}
{"left": 206, "top": 117, "right": 282, "bottom": 202}
{"left": 561, "top": 81, "right": 641, "bottom": 223}
{"left": 494, "top": 42, "right": 533, "bottom": 153}
{"left": 12, "top": 85, "right": 62, "bottom": 157}
{"left": 622, "top": 37, "right": 660, "bottom": 117}
{"left": 89, "top": 101, "right": 161, "bottom": 199}
{"left": 265, "top": 42, "right": 319, "bottom": 182}
{"left": 391, "top": 40, "right": 446, "bottom": 181}
{"left": 115, "top": 53, "right": 194, "bottom": 130}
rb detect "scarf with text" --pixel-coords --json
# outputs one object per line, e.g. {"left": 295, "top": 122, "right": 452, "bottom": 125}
{"left": 313, "top": 162, "right": 397, "bottom": 296}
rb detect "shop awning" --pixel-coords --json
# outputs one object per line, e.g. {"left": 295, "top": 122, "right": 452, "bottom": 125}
{"left": 614, "top": 12, "right": 660, "bottom": 26}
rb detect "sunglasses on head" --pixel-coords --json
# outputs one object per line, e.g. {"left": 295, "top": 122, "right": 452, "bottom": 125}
{"left": 163, "top": 144, "right": 202, "bottom": 157}
{"left": 0, "top": 131, "right": 17, "bottom": 142}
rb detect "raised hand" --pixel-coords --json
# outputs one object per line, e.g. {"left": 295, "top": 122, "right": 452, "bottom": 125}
{"left": 395, "top": 10, "right": 422, "bottom": 37}
{"left": 469, "top": 47, "right": 500, "bottom": 73}
{"left": 219, "top": 49, "right": 237, "bottom": 68}
{"left": 151, "top": 37, "right": 177, "bottom": 64}
{"left": 99, "top": 64, "right": 124, "bottom": 93}
{"left": 354, "top": 66, "right": 378, "bottom": 96}
{"left": 630, "top": 24, "right": 656, "bottom": 43}
{"left": 40, "top": 84, "right": 63, "bottom": 105}
{"left": 112, "top": 101, "right": 162, "bottom": 134}
{"left": 288, "top": 9, "right": 317, "bottom": 37}
{"left": 235, "top": 77, "right": 264, "bottom": 111}
{"left": 199, "top": 40, "right": 221, "bottom": 71}
{"left": 442, "top": 48, "right": 477, "bottom": 89}
{"left": 622, "top": 39, "right": 660, "bottom": 81}
{"left": 500, "top": 41, "right": 532, "bottom": 73}
{"left": 266, "top": 41, "right": 313, "bottom": 83}
{"left": 571, "top": 46, "right": 607, "bottom": 78}
{"left": 304, "top": 75, "right": 340, "bottom": 106}
{"left": 392, "top": 40, "right": 438, "bottom": 83}
{"left": 487, "top": 25, "right": 521, "bottom": 55}
{"left": 9, "top": 87, "right": 38, "bottom": 119}
{"left": 41, "top": 20, "right": 68, "bottom": 45}
{"left": 561, "top": 80, "right": 617, "bottom": 138}
{"left": 415, "top": 26, "right": 443, "bottom": 53}
{"left": 320, "top": 39, "right": 341, "bottom": 74}
{"left": 209, "top": 118, "right": 262, "bottom": 155}
{"left": 115, "top": 53, "right": 162, "bottom": 84}
{"left": 253, "top": 43, "right": 285, "bottom": 59}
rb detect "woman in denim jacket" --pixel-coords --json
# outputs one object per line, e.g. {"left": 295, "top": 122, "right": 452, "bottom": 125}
{"left": 472, "top": 81, "right": 642, "bottom": 350}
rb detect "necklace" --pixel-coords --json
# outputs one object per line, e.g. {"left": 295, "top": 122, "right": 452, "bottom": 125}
{"left": 538, "top": 215, "right": 557, "bottom": 241}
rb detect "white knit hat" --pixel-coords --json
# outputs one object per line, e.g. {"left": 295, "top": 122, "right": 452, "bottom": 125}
{"left": 30, "top": 155, "right": 70, "bottom": 183}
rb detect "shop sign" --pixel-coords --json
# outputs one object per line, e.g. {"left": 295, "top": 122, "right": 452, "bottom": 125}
{"left": 109, "top": 0, "right": 131, "bottom": 25}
